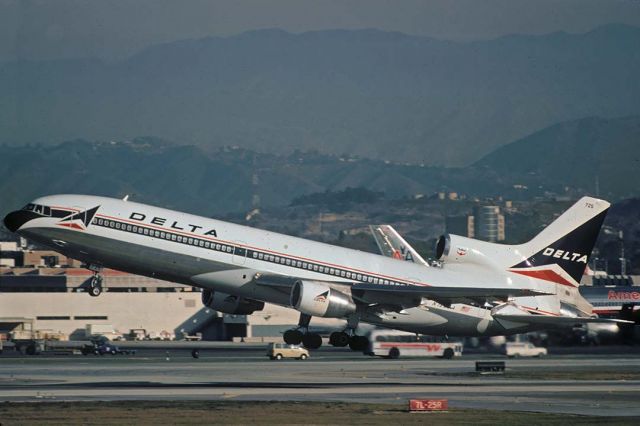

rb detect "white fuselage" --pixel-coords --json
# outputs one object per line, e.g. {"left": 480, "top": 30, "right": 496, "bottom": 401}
{"left": 10, "top": 194, "right": 563, "bottom": 336}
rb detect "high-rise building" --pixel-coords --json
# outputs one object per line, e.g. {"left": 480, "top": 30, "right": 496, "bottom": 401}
{"left": 473, "top": 205, "right": 505, "bottom": 242}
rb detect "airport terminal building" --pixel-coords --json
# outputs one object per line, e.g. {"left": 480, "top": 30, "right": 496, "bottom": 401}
{"left": 0, "top": 243, "right": 341, "bottom": 342}
{"left": 1, "top": 241, "right": 637, "bottom": 343}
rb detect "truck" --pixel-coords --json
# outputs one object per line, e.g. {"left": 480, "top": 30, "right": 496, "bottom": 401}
{"left": 85, "top": 324, "right": 123, "bottom": 340}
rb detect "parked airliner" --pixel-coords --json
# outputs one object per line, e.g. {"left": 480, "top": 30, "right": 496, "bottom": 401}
{"left": 4, "top": 195, "right": 628, "bottom": 350}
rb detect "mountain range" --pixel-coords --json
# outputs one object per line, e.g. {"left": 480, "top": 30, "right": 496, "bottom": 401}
{"left": 0, "top": 115, "right": 638, "bottom": 220}
{"left": 1, "top": 24, "right": 639, "bottom": 166}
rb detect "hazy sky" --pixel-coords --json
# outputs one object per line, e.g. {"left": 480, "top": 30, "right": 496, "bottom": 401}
{"left": 1, "top": 0, "right": 639, "bottom": 61}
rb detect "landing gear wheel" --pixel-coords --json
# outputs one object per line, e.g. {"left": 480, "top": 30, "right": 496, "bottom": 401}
{"left": 89, "top": 274, "right": 103, "bottom": 297}
{"left": 89, "top": 285, "right": 102, "bottom": 297}
{"left": 283, "top": 329, "right": 303, "bottom": 345}
{"left": 329, "top": 331, "right": 350, "bottom": 347}
{"left": 348, "top": 336, "right": 369, "bottom": 352}
{"left": 302, "top": 333, "right": 322, "bottom": 350}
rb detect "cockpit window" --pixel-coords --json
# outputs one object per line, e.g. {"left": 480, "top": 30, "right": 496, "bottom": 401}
{"left": 21, "top": 203, "right": 51, "bottom": 216}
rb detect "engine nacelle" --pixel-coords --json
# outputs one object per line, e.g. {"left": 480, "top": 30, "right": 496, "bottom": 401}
{"left": 201, "top": 289, "right": 264, "bottom": 315}
{"left": 290, "top": 280, "right": 356, "bottom": 318}
{"left": 435, "top": 233, "right": 512, "bottom": 270}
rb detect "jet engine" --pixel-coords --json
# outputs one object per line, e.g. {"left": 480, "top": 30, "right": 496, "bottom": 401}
{"left": 201, "top": 289, "right": 264, "bottom": 315}
{"left": 290, "top": 280, "right": 356, "bottom": 318}
{"left": 435, "top": 234, "right": 508, "bottom": 270}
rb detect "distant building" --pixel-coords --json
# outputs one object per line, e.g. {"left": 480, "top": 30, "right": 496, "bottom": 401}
{"left": 473, "top": 206, "right": 505, "bottom": 242}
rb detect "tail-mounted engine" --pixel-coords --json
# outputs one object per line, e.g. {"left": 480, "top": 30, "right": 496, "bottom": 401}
{"left": 201, "top": 289, "right": 264, "bottom": 315}
{"left": 290, "top": 280, "right": 356, "bottom": 318}
{"left": 435, "top": 234, "right": 511, "bottom": 270}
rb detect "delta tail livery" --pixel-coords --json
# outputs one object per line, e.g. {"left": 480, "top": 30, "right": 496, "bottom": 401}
{"left": 4, "top": 195, "right": 630, "bottom": 350}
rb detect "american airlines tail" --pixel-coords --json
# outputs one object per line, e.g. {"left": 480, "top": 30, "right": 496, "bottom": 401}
{"left": 436, "top": 196, "right": 610, "bottom": 288}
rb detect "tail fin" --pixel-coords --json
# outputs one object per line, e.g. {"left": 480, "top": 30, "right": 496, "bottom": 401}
{"left": 509, "top": 197, "right": 609, "bottom": 286}
{"left": 369, "top": 225, "right": 429, "bottom": 266}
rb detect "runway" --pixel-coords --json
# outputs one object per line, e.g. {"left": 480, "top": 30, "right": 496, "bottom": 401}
{"left": 1, "top": 347, "right": 640, "bottom": 417}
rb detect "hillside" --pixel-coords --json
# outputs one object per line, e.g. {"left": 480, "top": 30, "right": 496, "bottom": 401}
{"left": 474, "top": 115, "right": 640, "bottom": 200}
{"left": 1, "top": 114, "right": 639, "bottom": 221}
{"left": 1, "top": 24, "right": 639, "bottom": 165}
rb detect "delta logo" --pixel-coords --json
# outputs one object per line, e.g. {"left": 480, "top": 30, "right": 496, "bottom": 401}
{"left": 57, "top": 206, "right": 100, "bottom": 231}
{"left": 456, "top": 247, "right": 468, "bottom": 256}
{"left": 314, "top": 291, "right": 329, "bottom": 303}
{"left": 541, "top": 247, "right": 588, "bottom": 264}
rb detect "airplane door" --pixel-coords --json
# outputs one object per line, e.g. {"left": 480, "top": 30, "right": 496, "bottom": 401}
{"left": 232, "top": 242, "right": 247, "bottom": 265}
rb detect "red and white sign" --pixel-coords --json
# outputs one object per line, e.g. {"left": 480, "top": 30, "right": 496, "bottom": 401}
{"left": 409, "top": 399, "right": 448, "bottom": 412}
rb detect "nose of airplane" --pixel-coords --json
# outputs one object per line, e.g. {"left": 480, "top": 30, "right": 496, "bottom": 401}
{"left": 3, "top": 210, "right": 35, "bottom": 233}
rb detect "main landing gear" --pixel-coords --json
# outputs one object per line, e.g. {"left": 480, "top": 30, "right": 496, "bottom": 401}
{"left": 283, "top": 313, "right": 369, "bottom": 351}
{"left": 283, "top": 314, "right": 323, "bottom": 350}
{"left": 86, "top": 264, "right": 104, "bottom": 297}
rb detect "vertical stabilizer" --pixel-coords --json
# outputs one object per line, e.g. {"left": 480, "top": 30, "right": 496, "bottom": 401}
{"left": 509, "top": 197, "right": 609, "bottom": 286}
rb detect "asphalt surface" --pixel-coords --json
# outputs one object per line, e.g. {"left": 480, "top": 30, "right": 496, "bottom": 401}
{"left": 1, "top": 345, "right": 640, "bottom": 417}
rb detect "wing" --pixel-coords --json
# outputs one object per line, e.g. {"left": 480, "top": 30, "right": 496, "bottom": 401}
{"left": 351, "top": 282, "right": 551, "bottom": 306}
{"left": 493, "top": 314, "right": 635, "bottom": 326}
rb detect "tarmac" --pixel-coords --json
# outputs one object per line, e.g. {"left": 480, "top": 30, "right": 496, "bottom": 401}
{"left": 1, "top": 344, "right": 640, "bottom": 417}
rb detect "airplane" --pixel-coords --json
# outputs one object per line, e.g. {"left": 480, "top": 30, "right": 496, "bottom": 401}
{"left": 3, "top": 194, "right": 631, "bottom": 351}
{"left": 369, "top": 222, "right": 637, "bottom": 337}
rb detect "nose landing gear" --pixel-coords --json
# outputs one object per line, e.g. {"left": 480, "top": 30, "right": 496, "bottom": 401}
{"left": 89, "top": 274, "right": 103, "bottom": 297}
{"left": 85, "top": 264, "right": 104, "bottom": 297}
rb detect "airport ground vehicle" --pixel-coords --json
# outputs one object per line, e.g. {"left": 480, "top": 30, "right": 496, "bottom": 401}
{"left": 267, "top": 343, "right": 309, "bottom": 360}
{"left": 365, "top": 329, "right": 462, "bottom": 359}
{"left": 82, "top": 336, "right": 135, "bottom": 356}
{"left": 504, "top": 342, "right": 547, "bottom": 358}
